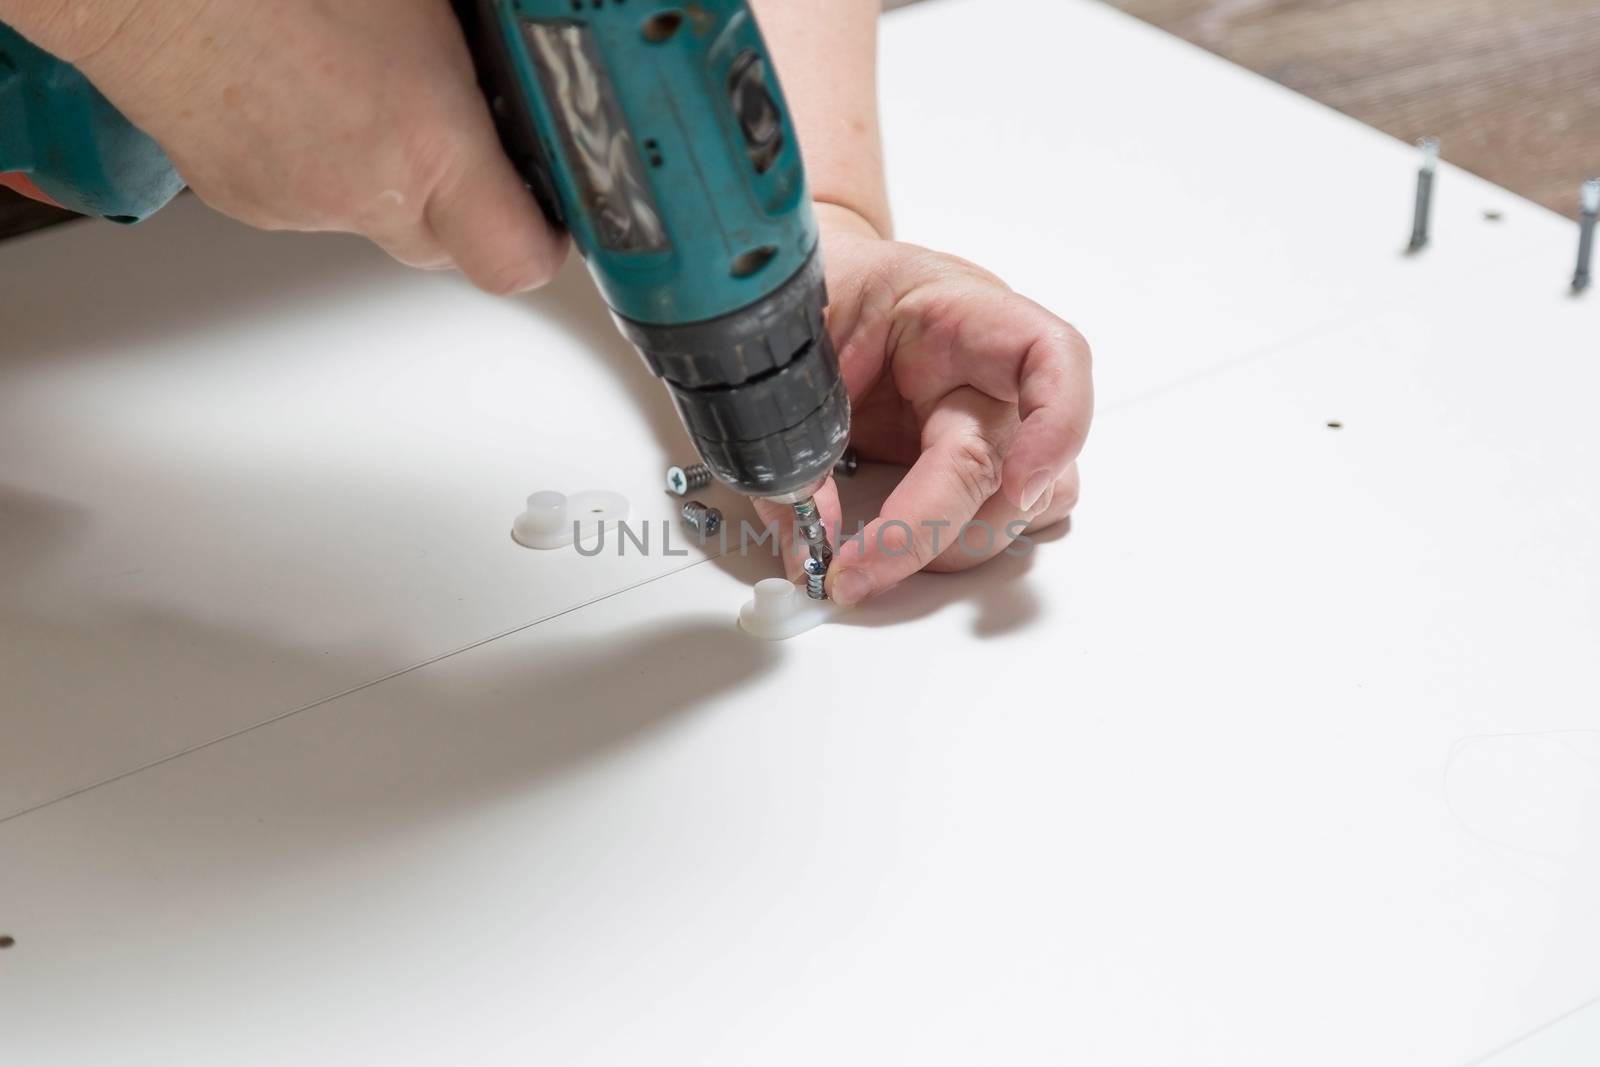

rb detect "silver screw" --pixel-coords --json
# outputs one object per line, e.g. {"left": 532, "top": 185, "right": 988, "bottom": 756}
{"left": 1407, "top": 137, "right": 1440, "bottom": 254}
{"left": 1573, "top": 177, "right": 1598, "bottom": 295}
{"left": 803, "top": 556, "right": 828, "bottom": 600}
{"left": 833, "top": 448, "right": 859, "bottom": 478}
{"left": 665, "top": 462, "right": 712, "bottom": 497}
{"left": 790, "top": 496, "right": 832, "bottom": 571}
{"left": 681, "top": 499, "right": 723, "bottom": 538}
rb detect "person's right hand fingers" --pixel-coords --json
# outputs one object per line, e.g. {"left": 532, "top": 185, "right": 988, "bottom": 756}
{"left": 925, "top": 461, "right": 1079, "bottom": 572}
{"left": 827, "top": 388, "right": 1013, "bottom": 605}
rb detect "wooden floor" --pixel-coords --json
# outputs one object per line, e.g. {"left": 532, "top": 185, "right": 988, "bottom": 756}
{"left": 1100, "top": 0, "right": 1600, "bottom": 217}
{"left": 0, "top": 193, "right": 76, "bottom": 241}
{"left": 3, "top": 0, "right": 1597, "bottom": 239}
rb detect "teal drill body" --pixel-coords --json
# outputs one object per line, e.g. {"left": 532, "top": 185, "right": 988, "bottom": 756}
{"left": 0, "top": 22, "right": 182, "bottom": 221}
{"left": 457, "top": 0, "right": 850, "bottom": 500}
{"left": 0, "top": 3, "right": 850, "bottom": 503}
{"left": 473, "top": 0, "right": 817, "bottom": 327}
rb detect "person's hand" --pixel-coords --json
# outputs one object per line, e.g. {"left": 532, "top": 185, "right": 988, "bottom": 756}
{"left": 24, "top": 0, "right": 565, "bottom": 293}
{"left": 755, "top": 204, "right": 1092, "bottom": 605}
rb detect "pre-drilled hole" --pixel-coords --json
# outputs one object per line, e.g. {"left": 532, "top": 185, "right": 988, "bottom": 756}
{"left": 0, "top": 935, "right": 15, "bottom": 949}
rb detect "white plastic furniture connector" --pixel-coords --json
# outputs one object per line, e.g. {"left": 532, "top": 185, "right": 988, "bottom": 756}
{"left": 512, "top": 490, "right": 629, "bottom": 550}
{"left": 738, "top": 577, "right": 842, "bottom": 640}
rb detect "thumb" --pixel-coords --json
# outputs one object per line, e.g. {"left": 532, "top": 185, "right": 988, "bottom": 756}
{"left": 422, "top": 98, "right": 569, "bottom": 295}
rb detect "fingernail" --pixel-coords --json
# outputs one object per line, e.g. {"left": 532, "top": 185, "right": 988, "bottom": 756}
{"left": 831, "top": 568, "right": 875, "bottom": 606}
{"left": 1021, "top": 469, "right": 1053, "bottom": 511}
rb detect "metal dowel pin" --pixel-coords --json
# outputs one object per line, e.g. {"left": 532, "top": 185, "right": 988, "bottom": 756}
{"left": 1572, "top": 178, "right": 1599, "bottom": 295}
{"left": 1407, "top": 137, "right": 1440, "bottom": 254}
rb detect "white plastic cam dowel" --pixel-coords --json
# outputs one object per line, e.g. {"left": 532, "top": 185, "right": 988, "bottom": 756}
{"left": 512, "top": 490, "right": 629, "bottom": 550}
{"left": 738, "top": 577, "right": 842, "bottom": 640}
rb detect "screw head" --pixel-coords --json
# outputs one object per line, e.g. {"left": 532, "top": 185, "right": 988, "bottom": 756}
{"left": 683, "top": 501, "right": 723, "bottom": 536}
{"left": 665, "top": 466, "right": 689, "bottom": 496}
{"left": 802, "top": 557, "right": 826, "bottom": 577}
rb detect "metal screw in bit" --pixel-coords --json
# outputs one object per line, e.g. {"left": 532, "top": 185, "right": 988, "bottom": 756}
{"left": 680, "top": 499, "right": 722, "bottom": 538}
{"left": 1407, "top": 137, "right": 1440, "bottom": 254}
{"left": 802, "top": 556, "right": 828, "bottom": 601}
{"left": 790, "top": 496, "right": 832, "bottom": 572}
{"left": 665, "top": 462, "right": 712, "bottom": 497}
{"left": 833, "top": 448, "right": 859, "bottom": 478}
{"left": 1573, "top": 177, "right": 1599, "bottom": 295}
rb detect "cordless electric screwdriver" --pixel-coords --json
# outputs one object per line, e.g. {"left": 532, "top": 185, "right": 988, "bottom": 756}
{"left": 0, "top": 0, "right": 847, "bottom": 584}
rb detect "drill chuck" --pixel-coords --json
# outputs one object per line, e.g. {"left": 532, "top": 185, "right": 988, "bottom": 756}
{"left": 615, "top": 249, "right": 850, "bottom": 499}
